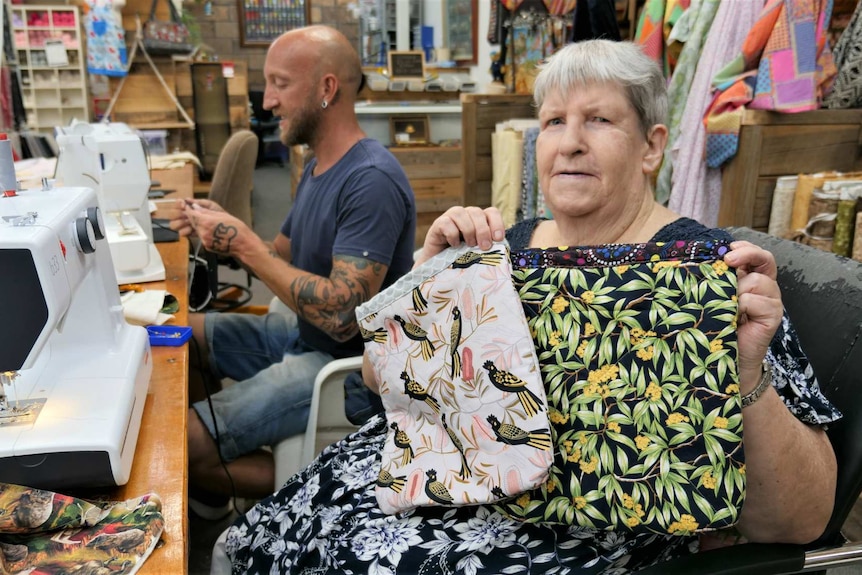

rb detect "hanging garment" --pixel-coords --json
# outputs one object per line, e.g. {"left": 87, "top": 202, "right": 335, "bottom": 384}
{"left": 824, "top": 0, "right": 862, "bottom": 109}
{"left": 544, "top": 0, "right": 578, "bottom": 15}
{"left": 653, "top": 0, "right": 720, "bottom": 206}
{"left": 83, "top": 0, "right": 128, "bottom": 77}
{"left": 704, "top": 0, "right": 837, "bottom": 168}
{"left": 511, "top": 21, "right": 546, "bottom": 94}
{"left": 666, "top": 1, "right": 762, "bottom": 226}
{"left": 495, "top": 240, "right": 746, "bottom": 535}
{"left": 635, "top": 0, "right": 692, "bottom": 77}
{"left": 357, "top": 243, "right": 553, "bottom": 515}
{"left": 571, "top": 0, "right": 621, "bottom": 42}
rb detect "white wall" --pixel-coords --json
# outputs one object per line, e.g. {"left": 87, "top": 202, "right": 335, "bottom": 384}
{"left": 420, "top": 0, "right": 494, "bottom": 92}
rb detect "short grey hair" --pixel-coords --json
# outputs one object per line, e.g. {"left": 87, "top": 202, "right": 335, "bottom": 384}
{"left": 533, "top": 40, "right": 667, "bottom": 137}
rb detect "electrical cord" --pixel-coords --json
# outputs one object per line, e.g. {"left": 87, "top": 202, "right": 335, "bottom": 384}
{"left": 188, "top": 335, "right": 241, "bottom": 517}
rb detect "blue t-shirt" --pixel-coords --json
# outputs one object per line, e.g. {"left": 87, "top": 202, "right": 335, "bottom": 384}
{"left": 282, "top": 138, "right": 416, "bottom": 358}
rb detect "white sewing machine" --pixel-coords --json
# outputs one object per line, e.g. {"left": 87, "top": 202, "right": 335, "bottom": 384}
{"left": 0, "top": 184, "right": 151, "bottom": 490}
{"left": 54, "top": 121, "right": 165, "bottom": 284}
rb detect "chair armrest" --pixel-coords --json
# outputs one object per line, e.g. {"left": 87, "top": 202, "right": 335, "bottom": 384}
{"left": 634, "top": 543, "right": 804, "bottom": 575}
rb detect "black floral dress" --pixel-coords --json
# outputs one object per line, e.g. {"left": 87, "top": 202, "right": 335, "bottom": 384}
{"left": 225, "top": 218, "right": 840, "bottom": 575}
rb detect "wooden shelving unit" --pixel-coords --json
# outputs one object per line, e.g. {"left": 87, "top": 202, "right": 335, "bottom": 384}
{"left": 10, "top": 5, "right": 88, "bottom": 133}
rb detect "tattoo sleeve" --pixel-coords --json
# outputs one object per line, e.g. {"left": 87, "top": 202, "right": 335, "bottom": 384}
{"left": 289, "top": 255, "right": 386, "bottom": 341}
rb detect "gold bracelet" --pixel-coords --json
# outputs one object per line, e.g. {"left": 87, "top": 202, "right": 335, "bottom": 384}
{"left": 741, "top": 360, "right": 772, "bottom": 408}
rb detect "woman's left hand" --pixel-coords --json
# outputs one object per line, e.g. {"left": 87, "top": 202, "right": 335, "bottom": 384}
{"left": 723, "top": 241, "right": 783, "bottom": 392}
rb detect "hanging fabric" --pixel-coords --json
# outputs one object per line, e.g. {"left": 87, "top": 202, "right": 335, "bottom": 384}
{"left": 653, "top": 0, "right": 720, "bottom": 205}
{"left": 704, "top": 0, "right": 837, "bottom": 169}
{"left": 511, "top": 14, "right": 546, "bottom": 94}
{"left": 824, "top": 0, "right": 862, "bottom": 109}
{"left": 571, "top": 0, "right": 621, "bottom": 42}
{"left": 500, "top": 0, "right": 527, "bottom": 10}
{"left": 83, "top": 0, "right": 129, "bottom": 77}
{"left": 542, "top": 0, "right": 577, "bottom": 15}
{"left": 665, "top": 1, "right": 762, "bottom": 226}
{"left": 635, "top": 0, "right": 692, "bottom": 77}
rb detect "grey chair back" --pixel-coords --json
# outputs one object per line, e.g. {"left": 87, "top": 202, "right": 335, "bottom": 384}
{"left": 728, "top": 227, "right": 862, "bottom": 547}
{"left": 207, "top": 130, "right": 258, "bottom": 228}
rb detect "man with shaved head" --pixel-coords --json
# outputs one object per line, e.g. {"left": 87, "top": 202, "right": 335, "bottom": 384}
{"left": 170, "top": 25, "right": 416, "bottom": 517}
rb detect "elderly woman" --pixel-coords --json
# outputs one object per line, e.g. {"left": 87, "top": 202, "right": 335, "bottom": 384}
{"left": 224, "top": 40, "right": 839, "bottom": 574}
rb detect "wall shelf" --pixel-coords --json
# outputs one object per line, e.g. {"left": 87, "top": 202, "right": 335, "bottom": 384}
{"left": 11, "top": 4, "right": 88, "bottom": 133}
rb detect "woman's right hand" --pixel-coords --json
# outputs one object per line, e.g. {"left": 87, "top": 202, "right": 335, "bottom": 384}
{"left": 168, "top": 199, "right": 225, "bottom": 237}
{"left": 415, "top": 206, "right": 506, "bottom": 266}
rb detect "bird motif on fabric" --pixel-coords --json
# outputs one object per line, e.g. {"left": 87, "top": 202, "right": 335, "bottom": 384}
{"left": 400, "top": 371, "right": 441, "bottom": 414}
{"left": 483, "top": 360, "right": 543, "bottom": 417}
{"left": 376, "top": 469, "right": 407, "bottom": 493}
{"left": 424, "top": 469, "right": 454, "bottom": 504}
{"left": 393, "top": 315, "right": 435, "bottom": 360}
{"left": 486, "top": 414, "right": 552, "bottom": 450}
{"left": 390, "top": 421, "right": 414, "bottom": 466}
{"left": 412, "top": 286, "right": 428, "bottom": 313}
{"left": 441, "top": 413, "right": 471, "bottom": 479}
{"left": 450, "top": 306, "right": 462, "bottom": 378}
{"left": 13, "top": 489, "right": 53, "bottom": 529}
{"left": 360, "top": 324, "right": 387, "bottom": 344}
{"left": 451, "top": 250, "right": 504, "bottom": 269}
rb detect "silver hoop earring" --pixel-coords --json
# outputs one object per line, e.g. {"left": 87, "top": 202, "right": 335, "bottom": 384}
{"left": 321, "top": 100, "right": 328, "bottom": 109}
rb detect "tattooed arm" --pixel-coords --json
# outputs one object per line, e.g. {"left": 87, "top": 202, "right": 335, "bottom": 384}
{"left": 185, "top": 203, "right": 386, "bottom": 341}
{"left": 243, "top": 236, "right": 388, "bottom": 342}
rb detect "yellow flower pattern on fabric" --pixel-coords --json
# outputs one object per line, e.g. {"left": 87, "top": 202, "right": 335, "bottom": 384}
{"left": 498, "top": 241, "right": 743, "bottom": 535}
{"left": 668, "top": 515, "right": 700, "bottom": 535}
{"left": 645, "top": 381, "right": 662, "bottom": 401}
{"left": 551, "top": 296, "right": 568, "bottom": 314}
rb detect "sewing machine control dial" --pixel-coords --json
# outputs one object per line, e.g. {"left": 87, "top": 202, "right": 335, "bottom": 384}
{"left": 86, "top": 206, "right": 105, "bottom": 240}
{"left": 74, "top": 216, "right": 96, "bottom": 254}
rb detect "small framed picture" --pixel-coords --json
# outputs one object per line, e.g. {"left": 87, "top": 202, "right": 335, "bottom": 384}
{"left": 388, "top": 50, "right": 426, "bottom": 81}
{"left": 390, "top": 115, "right": 430, "bottom": 146}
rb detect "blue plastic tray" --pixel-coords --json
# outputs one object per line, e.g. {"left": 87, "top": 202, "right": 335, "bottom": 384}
{"left": 147, "top": 325, "right": 192, "bottom": 346}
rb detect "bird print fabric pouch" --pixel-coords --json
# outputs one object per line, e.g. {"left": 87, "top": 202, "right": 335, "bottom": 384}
{"left": 496, "top": 240, "right": 745, "bottom": 535}
{"left": 356, "top": 242, "right": 554, "bottom": 515}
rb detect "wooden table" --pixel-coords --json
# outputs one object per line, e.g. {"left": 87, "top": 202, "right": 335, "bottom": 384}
{"left": 110, "top": 164, "right": 194, "bottom": 573}
{"left": 119, "top": 237, "right": 190, "bottom": 574}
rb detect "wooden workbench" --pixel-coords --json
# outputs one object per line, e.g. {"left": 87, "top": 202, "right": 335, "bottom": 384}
{"left": 111, "top": 164, "right": 193, "bottom": 573}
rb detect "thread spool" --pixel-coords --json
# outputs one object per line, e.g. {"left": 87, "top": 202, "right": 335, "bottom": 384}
{"left": 0, "top": 134, "right": 17, "bottom": 197}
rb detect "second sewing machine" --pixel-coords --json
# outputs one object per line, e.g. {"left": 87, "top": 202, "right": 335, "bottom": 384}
{"left": 55, "top": 121, "right": 165, "bottom": 284}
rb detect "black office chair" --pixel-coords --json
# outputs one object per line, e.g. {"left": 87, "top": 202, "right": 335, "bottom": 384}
{"left": 637, "top": 227, "right": 862, "bottom": 574}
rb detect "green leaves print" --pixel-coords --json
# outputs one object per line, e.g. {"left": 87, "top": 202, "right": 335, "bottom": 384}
{"left": 495, "top": 258, "right": 744, "bottom": 535}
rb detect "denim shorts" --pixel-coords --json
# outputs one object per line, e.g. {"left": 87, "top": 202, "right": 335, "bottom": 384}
{"left": 192, "top": 310, "right": 332, "bottom": 462}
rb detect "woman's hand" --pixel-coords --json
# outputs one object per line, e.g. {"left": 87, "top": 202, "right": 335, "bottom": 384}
{"left": 415, "top": 206, "right": 506, "bottom": 266}
{"left": 723, "top": 241, "right": 783, "bottom": 393}
{"left": 168, "top": 199, "right": 225, "bottom": 237}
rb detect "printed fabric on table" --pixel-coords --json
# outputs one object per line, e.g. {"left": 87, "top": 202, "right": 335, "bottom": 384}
{"left": 356, "top": 242, "right": 553, "bottom": 515}
{"left": 496, "top": 240, "right": 744, "bottom": 535}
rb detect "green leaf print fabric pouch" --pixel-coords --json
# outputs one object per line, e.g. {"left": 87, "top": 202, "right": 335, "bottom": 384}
{"left": 356, "top": 242, "right": 553, "bottom": 515}
{"left": 495, "top": 240, "right": 745, "bottom": 535}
